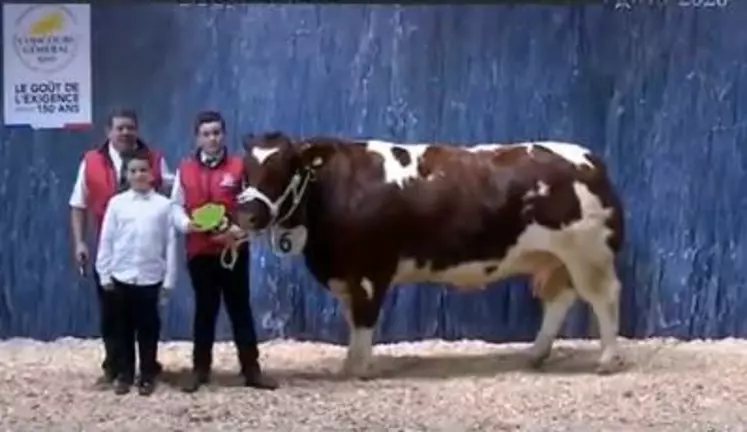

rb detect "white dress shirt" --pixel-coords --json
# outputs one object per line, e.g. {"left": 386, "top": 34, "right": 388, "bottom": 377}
{"left": 95, "top": 189, "right": 191, "bottom": 290}
{"left": 69, "top": 143, "right": 175, "bottom": 209}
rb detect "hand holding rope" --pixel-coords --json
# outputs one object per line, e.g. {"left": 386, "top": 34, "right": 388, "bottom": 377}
{"left": 220, "top": 233, "right": 251, "bottom": 270}
{"left": 209, "top": 216, "right": 251, "bottom": 270}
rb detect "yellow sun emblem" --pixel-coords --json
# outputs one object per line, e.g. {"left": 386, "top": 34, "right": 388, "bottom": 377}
{"left": 28, "top": 11, "right": 64, "bottom": 37}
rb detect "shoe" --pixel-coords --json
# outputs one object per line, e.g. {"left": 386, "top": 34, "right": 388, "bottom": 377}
{"left": 137, "top": 378, "right": 155, "bottom": 396}
{"left": 181, "top": 371, "right": 209, "bottom": 393}
{"left": 114, "top": 379, "right": 131, "bottom": 395}
{"left": 243, "top": 367, "right": 278, "bottom": 390}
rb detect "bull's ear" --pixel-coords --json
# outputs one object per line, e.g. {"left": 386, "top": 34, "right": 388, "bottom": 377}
{"left": 298, "top": 141, "right": 331, "bottom": 170}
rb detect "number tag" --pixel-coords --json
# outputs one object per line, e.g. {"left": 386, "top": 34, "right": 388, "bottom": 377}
{"left": 268, "top": 225, "right": 307, "bottom": 256}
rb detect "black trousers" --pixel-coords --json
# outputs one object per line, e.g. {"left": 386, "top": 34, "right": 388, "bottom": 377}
{"left": 94, "top": 270, "right": 162, "bottom": 377}
{"left": 187, "top": 244, "right": 259, "bottom": 375}
{"left": 93, "top": 270, "right": 119, "bottom": 376}
{"left": 110, "top": 278, "right": 162, "bottom": 382}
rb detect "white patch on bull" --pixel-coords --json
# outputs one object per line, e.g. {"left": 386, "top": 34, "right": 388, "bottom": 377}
{"left": 523, "top": 180, "right": 550, "bottom": 202}
{"left": 468, "top": 143, "right": 511, "bottom": 152}
{"left": 525, "top": 287, "right": 577, "bottom": 364}
{"left": 392, "top": 259, "right": 503, "bottom": 288}
{"left": 468, "top": 141, "right": 594, "bottom": 169}
{"left": 389, "top": 224, "right": 571, "bottom": 288}
{"left": 425, "top": 171, "right": 445, "bottom": 181}
{"left": 346, "top": 327, "right": 374, "bottom": 376}
{"left": 327, "top": 278, "right": 374, "bottom": 377}
{"left": 361, "top": 278, "right": 374, "bottom": 300}
{"left": 571, "top": 181, "right": 614, "bottom": 236}
{"left": 364, "top": 140, "right": 430, "bottom": 187}
{"left": 563, "top": 181, "right": 622, "bottom": 372}
{"left": 528, "top": 142, "right": 593, "bottom": 168}
{"left": 536, "top": 181, "right": 550, "bottom": 196}
{"left": 251, "top": 147, "right": 280, "bottom": 165}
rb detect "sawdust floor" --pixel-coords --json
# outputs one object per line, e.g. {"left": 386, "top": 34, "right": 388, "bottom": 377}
{"left": 1, "top": 337, "right": 746, "bottom": 431}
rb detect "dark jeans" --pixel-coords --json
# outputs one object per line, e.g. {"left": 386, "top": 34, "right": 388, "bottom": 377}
{"left": 187, "top": 244, "right": 259, "bottom": 375}
{"left": 110, "top": 278, "right": 162, "bottom": 382}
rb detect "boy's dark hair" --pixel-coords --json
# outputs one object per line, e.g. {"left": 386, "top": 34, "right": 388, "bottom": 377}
{"left": 106, "top": 108, "right": 138, "bottom": 128}
{"left": 194, "top": 110, "right": 225, "bottom": 134}
{"left": 121, "top": 148, "right": 151, "bottom": 170}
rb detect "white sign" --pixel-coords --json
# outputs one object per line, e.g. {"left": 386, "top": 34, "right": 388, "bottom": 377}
{"left": 3, "top": 4, "right": 91, "bottom": 129}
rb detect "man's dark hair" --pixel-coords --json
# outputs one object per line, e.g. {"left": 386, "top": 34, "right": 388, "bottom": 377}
{"left": 193, "top": 110, "right": 225, "bottom": 134}
{"left": 121, "top": 148, "right": 151, "bottom": 170}
{"left": 106, "top": 108, "right": 138, "bottom": 128}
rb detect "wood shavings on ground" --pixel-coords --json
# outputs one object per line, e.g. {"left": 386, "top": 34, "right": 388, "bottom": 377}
{"left": 1, "top": 337, "right": 746, "bottom": 431}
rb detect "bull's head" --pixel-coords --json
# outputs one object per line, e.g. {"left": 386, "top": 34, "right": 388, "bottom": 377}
{"left": 236, "top": 131, "right": 328, "bottom": 232}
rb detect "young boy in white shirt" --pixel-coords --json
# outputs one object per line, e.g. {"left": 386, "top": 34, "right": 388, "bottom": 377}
{"left": 96, "top": 149, "right": 202, "bottom": 396}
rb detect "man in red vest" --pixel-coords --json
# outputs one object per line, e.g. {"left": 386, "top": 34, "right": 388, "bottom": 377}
{"left": 171, "top": 110, "right": 277, "bottom": 392}
{"left": 69, "top": 108, "right": 173, "bottom": 388}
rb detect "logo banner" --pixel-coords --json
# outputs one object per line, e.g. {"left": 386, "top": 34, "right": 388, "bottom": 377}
{"left": 3, "top": 4, "right": 91, "bottom": 129}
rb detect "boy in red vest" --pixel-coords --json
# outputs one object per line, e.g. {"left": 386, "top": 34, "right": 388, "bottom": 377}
{"left": 171, "top": 110, "right": 277, "bottom": 392}
{"left": 69, "top": 108, "right": 173, "bottom": 388}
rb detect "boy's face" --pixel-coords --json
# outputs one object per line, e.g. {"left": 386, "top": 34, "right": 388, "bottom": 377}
{"left": 126, "top": 158, "right": 153, "bottom": 191}
{"left": 196, "top": 121, "right": 225, "bottom": 156}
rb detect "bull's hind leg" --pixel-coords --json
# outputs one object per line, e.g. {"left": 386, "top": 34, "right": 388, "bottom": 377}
{"left": 328, "top": 278, "right": 386, "bottom": 379}
{"left": 525, "top": 259, "right": 577, "bottom": 368}
{"left": 562, "top": 257, "right": 624, "bottom": 374}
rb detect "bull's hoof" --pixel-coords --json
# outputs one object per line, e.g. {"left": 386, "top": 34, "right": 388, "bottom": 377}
{"left": 595, "top": 351, "right": 626, "bottom": 375}
{"left": 338, "top": 359, "right": 375, "bottom": 380}
{"left": 523, "top": 346, "right": 551, "bottom": 370}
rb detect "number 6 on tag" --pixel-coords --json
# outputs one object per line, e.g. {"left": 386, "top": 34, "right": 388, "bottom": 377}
{"left": 269, "top": 226, "right": 308, "bottom": 256}
{"left": 278, "top": 232, "right": 292, "bottom": 253}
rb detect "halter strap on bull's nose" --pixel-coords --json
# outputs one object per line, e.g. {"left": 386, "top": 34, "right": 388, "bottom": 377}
{"left": 236, "top": 170, "right": 311, "bottom": 226}
{"left": 222, "top": 170, "right": 311, "bottom": 270}
{"left": 237, "top": 186, "right": 278, "bottom": 215}
{"left": 275, "top": 172, "right": 310, "bottom": 224}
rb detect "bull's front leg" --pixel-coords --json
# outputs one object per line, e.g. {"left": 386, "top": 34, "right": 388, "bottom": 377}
{"left": 328, "top": 278, "right": 385, "bottom": 379}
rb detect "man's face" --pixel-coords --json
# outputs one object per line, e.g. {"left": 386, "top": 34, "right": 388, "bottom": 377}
{"left": 196, "top": 121, "right": 224, "bottom": 156}
{"left": 126, "top": 158, "right": 153, "bottom": 191}
{"left": 107, "top": 116, "right": 138, "bottom": 150}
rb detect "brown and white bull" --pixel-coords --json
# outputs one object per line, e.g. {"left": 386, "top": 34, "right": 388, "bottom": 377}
{"left": 235, "top": 131, "right": 626, "bottom": 378}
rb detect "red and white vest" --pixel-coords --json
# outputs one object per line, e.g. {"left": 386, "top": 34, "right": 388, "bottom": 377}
{"left": 179, "top": 153, "right": 244, "bottom": 258}
{"left": 84, "top": 141, "right": 164, "bottom": 236}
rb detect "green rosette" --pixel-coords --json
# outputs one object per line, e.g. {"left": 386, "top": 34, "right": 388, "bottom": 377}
{"left": 191, "top": 203, "right": 227, "bottom": 231}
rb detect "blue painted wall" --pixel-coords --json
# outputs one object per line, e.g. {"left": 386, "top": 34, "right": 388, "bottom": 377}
{"left": 1, "top": 4, "right": 745, "bottom": 343}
